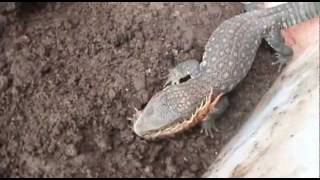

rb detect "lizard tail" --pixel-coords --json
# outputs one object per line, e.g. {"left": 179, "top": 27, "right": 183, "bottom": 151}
{"left": 242, "top": 2, "right": 319, "bottom": 29}
{"left": 270, "top": 2, "right": 320, "bottom": 28}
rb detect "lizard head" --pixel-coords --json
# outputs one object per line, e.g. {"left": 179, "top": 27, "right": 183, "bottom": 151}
{"left": 130, "top": 86, "right": 221, "bottom": 140}
{"left": 131, "top": 90, "right": 182, "bottom": 139}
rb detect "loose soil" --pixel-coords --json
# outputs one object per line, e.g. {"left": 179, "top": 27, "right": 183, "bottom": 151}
{"left": 0, "top": 2, "right": 279, "bottom": 178}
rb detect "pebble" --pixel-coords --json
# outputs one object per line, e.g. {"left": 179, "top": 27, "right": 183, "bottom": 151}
{"left": 65, "top": 144, "right": 78, "bottom": 157}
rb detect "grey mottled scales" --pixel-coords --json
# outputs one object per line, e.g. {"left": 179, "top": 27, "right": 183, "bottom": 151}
{"left": 165, "top": 2, "right": 320, "bottom": 134}
{"left": 164, "top": 59, "right": 200, "bottom": 87}
{"left": 200, "top": 2, "right": 319, "bottom": 92}
{"left": 132, "top": 2, "right": 320, "bottom": 138}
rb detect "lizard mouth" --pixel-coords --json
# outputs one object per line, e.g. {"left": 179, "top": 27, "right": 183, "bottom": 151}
{"left": 129, "top": 108, "right": 180, "bottom": 138}
{"left": 141, "top": 90, "right": 224, "bottom": 140}
{"left": 138, "top": 118, "right": 186, "bottom": 137}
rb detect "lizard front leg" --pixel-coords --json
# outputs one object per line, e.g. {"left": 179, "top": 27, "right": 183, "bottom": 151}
{"left": 265, "top": 28, "right": 294, "bottom": 72}
{"left": 164, "top": 59, "right": 200, "bottom": 88}
{"left": 201, "top": 95, "right": 229, "bottom": 138}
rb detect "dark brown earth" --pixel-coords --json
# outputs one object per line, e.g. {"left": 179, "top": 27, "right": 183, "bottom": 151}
{"left": 0, "top": 2, "right": 280, "bottom": 178}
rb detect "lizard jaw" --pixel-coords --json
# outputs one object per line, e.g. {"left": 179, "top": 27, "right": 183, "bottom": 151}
{"left": 141, "top": 90, "right": 224, "bottom": 140}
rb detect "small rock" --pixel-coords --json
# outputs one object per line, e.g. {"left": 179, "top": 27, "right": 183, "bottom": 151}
{"left": 108, "top": 88, "right": 116, "bottom": 100}
{"left": 144, "top": 165, "right": 153, "bottom": 174}
{"left": 214, "top": 140, "right": 220, "bottom": 146}
{"left": 18, "top": 35, "right": 31, "bottom": 45}
{"left": 132, "top": 159, "right": 142, "bottom": 168}
{"left": 11, "top": 86, "right": 18, "bottom": 95}
{"left": 65, "top": 144, "right": 77, "bottom": 157}
{"left": 173, "top": 10, "right": 180, "bottom": 17}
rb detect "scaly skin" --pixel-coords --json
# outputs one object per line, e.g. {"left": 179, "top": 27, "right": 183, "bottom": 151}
{"left": 131, "top": 2, "right": 320, "bottom": 140}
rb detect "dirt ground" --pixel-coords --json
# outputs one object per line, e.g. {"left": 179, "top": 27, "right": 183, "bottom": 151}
{"left": 0, "top": 2, "right": 280, "bottom": 178}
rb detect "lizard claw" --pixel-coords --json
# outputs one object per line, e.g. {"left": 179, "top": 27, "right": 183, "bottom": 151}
{"left": 201, "top": 119, "right": 219, "bottom": 138}
{"left": 201, "top": 127, "right": 214, "bottom": 138}
{"left": 272, "top": 53, "right": 291, "bottom": 72}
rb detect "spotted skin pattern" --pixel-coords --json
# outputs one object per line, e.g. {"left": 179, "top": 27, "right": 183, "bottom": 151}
{"left": 132, "top": 2, "right": 320, "bottom": 139}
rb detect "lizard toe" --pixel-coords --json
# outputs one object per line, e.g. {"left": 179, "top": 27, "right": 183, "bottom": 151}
{"left": 201, "top": 120, "right": 219, "bottom": 138}
{"left": 272, "top": 53, "right": 291, "bottom": 72}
